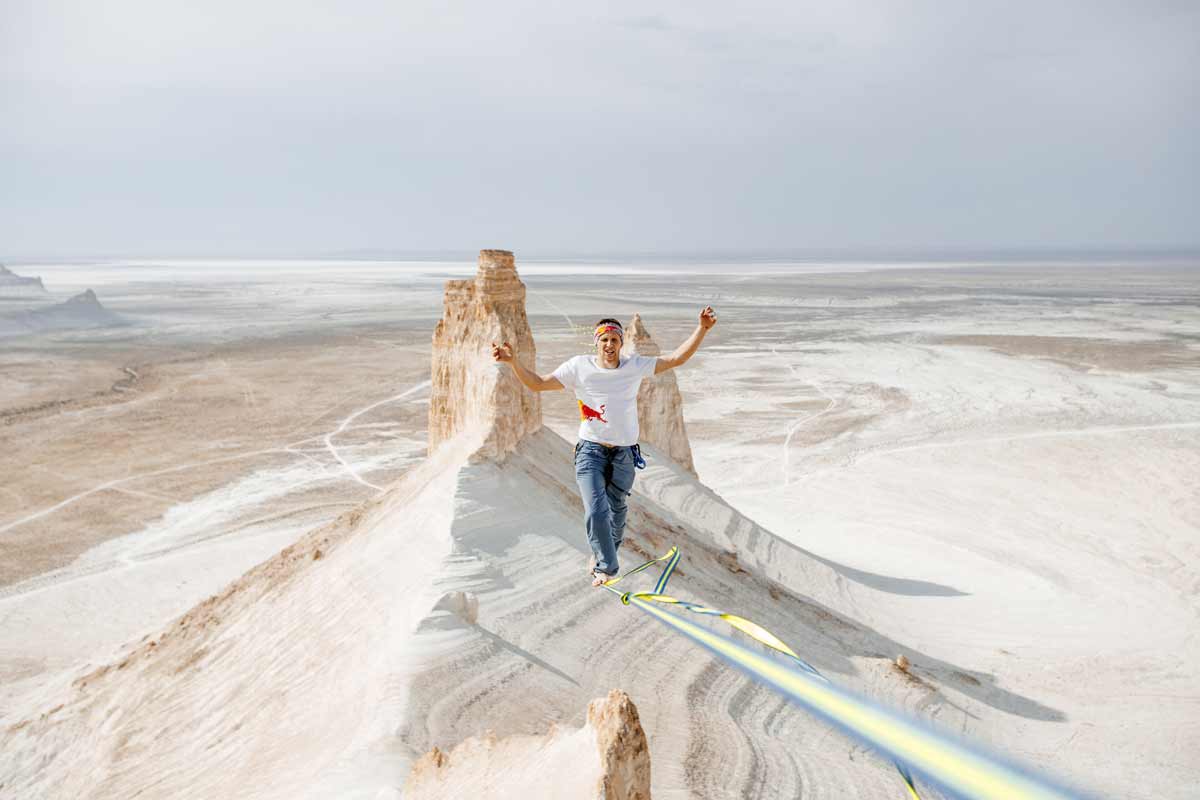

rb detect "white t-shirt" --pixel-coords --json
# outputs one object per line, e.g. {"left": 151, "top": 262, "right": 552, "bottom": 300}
{"left": 552, "top": 354, "right": 658, "bottom": 446}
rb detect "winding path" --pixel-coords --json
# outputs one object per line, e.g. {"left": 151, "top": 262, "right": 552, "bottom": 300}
{"left": 770, "top": 344, "right": 839, "bottom": 486}
{"left": 322, "top": 380, "right": 431, "bottom": 491}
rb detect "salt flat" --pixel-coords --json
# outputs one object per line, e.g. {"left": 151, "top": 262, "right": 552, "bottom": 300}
{"left": 1, "top": 256, "right": 1198, "bottom": 798}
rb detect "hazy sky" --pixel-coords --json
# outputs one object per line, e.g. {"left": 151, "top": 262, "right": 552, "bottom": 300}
{"left": 2, "top": 1, "right": 1197, "bottom": 257}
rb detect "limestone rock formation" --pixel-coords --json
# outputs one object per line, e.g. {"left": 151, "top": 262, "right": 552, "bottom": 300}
{"left": 621, "top": 314, "right": 696, "bottom": 475}
{"left": 404, "top": 690, "right": 651, "bottom": 800}
{"left": 589, "top": 689, "right": 652, "bottom": 800}
{"left": 428, "top": 250, "right": 541, "bottom": 459}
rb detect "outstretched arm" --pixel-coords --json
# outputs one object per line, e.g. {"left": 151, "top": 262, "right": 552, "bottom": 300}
{"left": 655, "top": 306, "right": 717, "bottom": 374}
{"left": 491, "top": 341, "right": 564, "bottom": 392}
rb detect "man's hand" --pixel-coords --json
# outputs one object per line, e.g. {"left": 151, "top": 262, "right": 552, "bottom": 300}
{"left": 491, "top": 341, "right": 514, "bottom": 363}
{"left": 491, "top": 342, "right": 563, "bottom": 392}
{"left": 655, "top": 307, "right": 718, "bottom": 375}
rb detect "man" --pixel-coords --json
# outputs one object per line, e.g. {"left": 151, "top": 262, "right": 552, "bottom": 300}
{"left": 491, "top": 306, "right": 717, "bottom": 586}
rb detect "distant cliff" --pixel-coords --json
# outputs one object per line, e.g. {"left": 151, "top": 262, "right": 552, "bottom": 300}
{"left": 0, "top": 289, "right": 125, "bottom": 336}
{"left": 0, "top": 264, "right": 48, "bottom": 295}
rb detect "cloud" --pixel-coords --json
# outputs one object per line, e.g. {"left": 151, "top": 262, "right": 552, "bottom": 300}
{"left": 1, "top": 0, "right": 1197, "bottom": 255}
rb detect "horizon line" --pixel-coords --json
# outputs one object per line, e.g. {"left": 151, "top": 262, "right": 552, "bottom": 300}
{"left": 7, "top": 244, "right": 1200, "bottom": 265}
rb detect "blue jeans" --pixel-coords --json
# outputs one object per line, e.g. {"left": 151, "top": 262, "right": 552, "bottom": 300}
{"left": 574, "top": 441, "right": 637, "bottom": 576}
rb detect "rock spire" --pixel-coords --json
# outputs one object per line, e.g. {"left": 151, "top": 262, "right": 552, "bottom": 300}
{"left": 621, "top": 314, "right": 696, "bottom": 475}
{"left": 589, "top": 689, "right": 653, "bottom": 800}
{"left": 428, "top": 249, "right": 541, "bottom": 459}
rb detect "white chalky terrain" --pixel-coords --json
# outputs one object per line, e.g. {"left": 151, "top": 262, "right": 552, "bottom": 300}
{"left": 0, "top": 254, "right": 1197, "bottom": 798}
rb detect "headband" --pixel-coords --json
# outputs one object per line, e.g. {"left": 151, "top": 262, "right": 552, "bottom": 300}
{"left": 593, "top": 322, "right": 623, "bottom": 344}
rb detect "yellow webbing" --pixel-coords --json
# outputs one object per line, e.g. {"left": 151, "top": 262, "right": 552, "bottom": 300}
{"left": 599, "top": 548, "right": 1080, "bottom": 800}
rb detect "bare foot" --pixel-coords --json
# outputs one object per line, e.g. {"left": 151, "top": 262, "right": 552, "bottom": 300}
{"left": 592, "top": 570, "right": 614, "bottom": 587}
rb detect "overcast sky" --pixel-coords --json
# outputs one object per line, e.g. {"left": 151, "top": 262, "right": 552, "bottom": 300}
{"left": 2, "top": 1, "right": 1197, "bottom": 258}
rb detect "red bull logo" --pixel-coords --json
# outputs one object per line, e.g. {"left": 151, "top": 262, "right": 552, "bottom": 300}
{"left": 578, "top": 400, "right": 608, "bottom": 423}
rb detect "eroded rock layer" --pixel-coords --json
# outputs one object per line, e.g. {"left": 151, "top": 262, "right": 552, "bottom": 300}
{"left": 590, "top": 689, "right": 652, "bottom": 800}
{"left": 428, "top": 249, "right": 541, "bottom": 459}
{"left": 622, "top": 314, "right": 696, "bottom": 475}
{"left": 404, "top": 689, "right": 651, "bottom": 800}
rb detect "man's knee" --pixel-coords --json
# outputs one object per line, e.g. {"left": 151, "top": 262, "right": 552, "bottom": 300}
{"left": 584, "top": 495, "right": 612, "bottom": 521}
{"left": 606, "top": 485, "right": 629, "bottom": 511}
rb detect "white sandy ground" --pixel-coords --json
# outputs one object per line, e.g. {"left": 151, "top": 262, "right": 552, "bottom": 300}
{"left": 676, "top": 331, "right": 1200, "bottom": 796}
{"left": 0, "top": 382, "right": 431, "bottom": 687}
{"left": 402, "top": 721, "right": 607, "bottom": 800}
{"left": 1, "top": 260, "right": 1198, "bottom": 798}
{"left": 2, "top": 424, "right": 964, "bottom": 799}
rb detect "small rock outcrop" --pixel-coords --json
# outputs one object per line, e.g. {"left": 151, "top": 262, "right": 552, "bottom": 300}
{"left": 0, "top": 264, "right": 47, "bottom": 294}
{"left": 8, "top": 289, "right": 124, "bottom": 334}
{"left": 589, "top": 689, "right": 653, "bottom": 800}
{"left": 66, "top": 288, "right": 99, "bottom": 305}
{"left": 404, "top": 690, "right": 652, "bottom": 800}
{"left": 432, "top": 590, "right": 479, "bottom": 625}
{"left": 428, "top": 250, "right": 542, "bottom": 459}
{"left": 621, "top": 314, "right": 696, "bottom": 475}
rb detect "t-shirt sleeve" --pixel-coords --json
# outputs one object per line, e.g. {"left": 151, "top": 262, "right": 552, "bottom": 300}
{"left": 551, "top": 356, "right": 578, "bottom": 389}
{"left": 631, "top": 354, "right": 659, "bottom": 378}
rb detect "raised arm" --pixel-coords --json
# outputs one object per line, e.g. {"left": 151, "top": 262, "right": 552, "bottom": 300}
{"left": 655, "top": 306, "right": 717, "bottom": 374}
{"left": 491, "top": 341, "right": 564, "bottom": 392}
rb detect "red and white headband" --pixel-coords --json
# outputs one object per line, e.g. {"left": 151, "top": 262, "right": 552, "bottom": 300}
{"left": 593, "top": 322, "right": 623, "bottom": 344}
